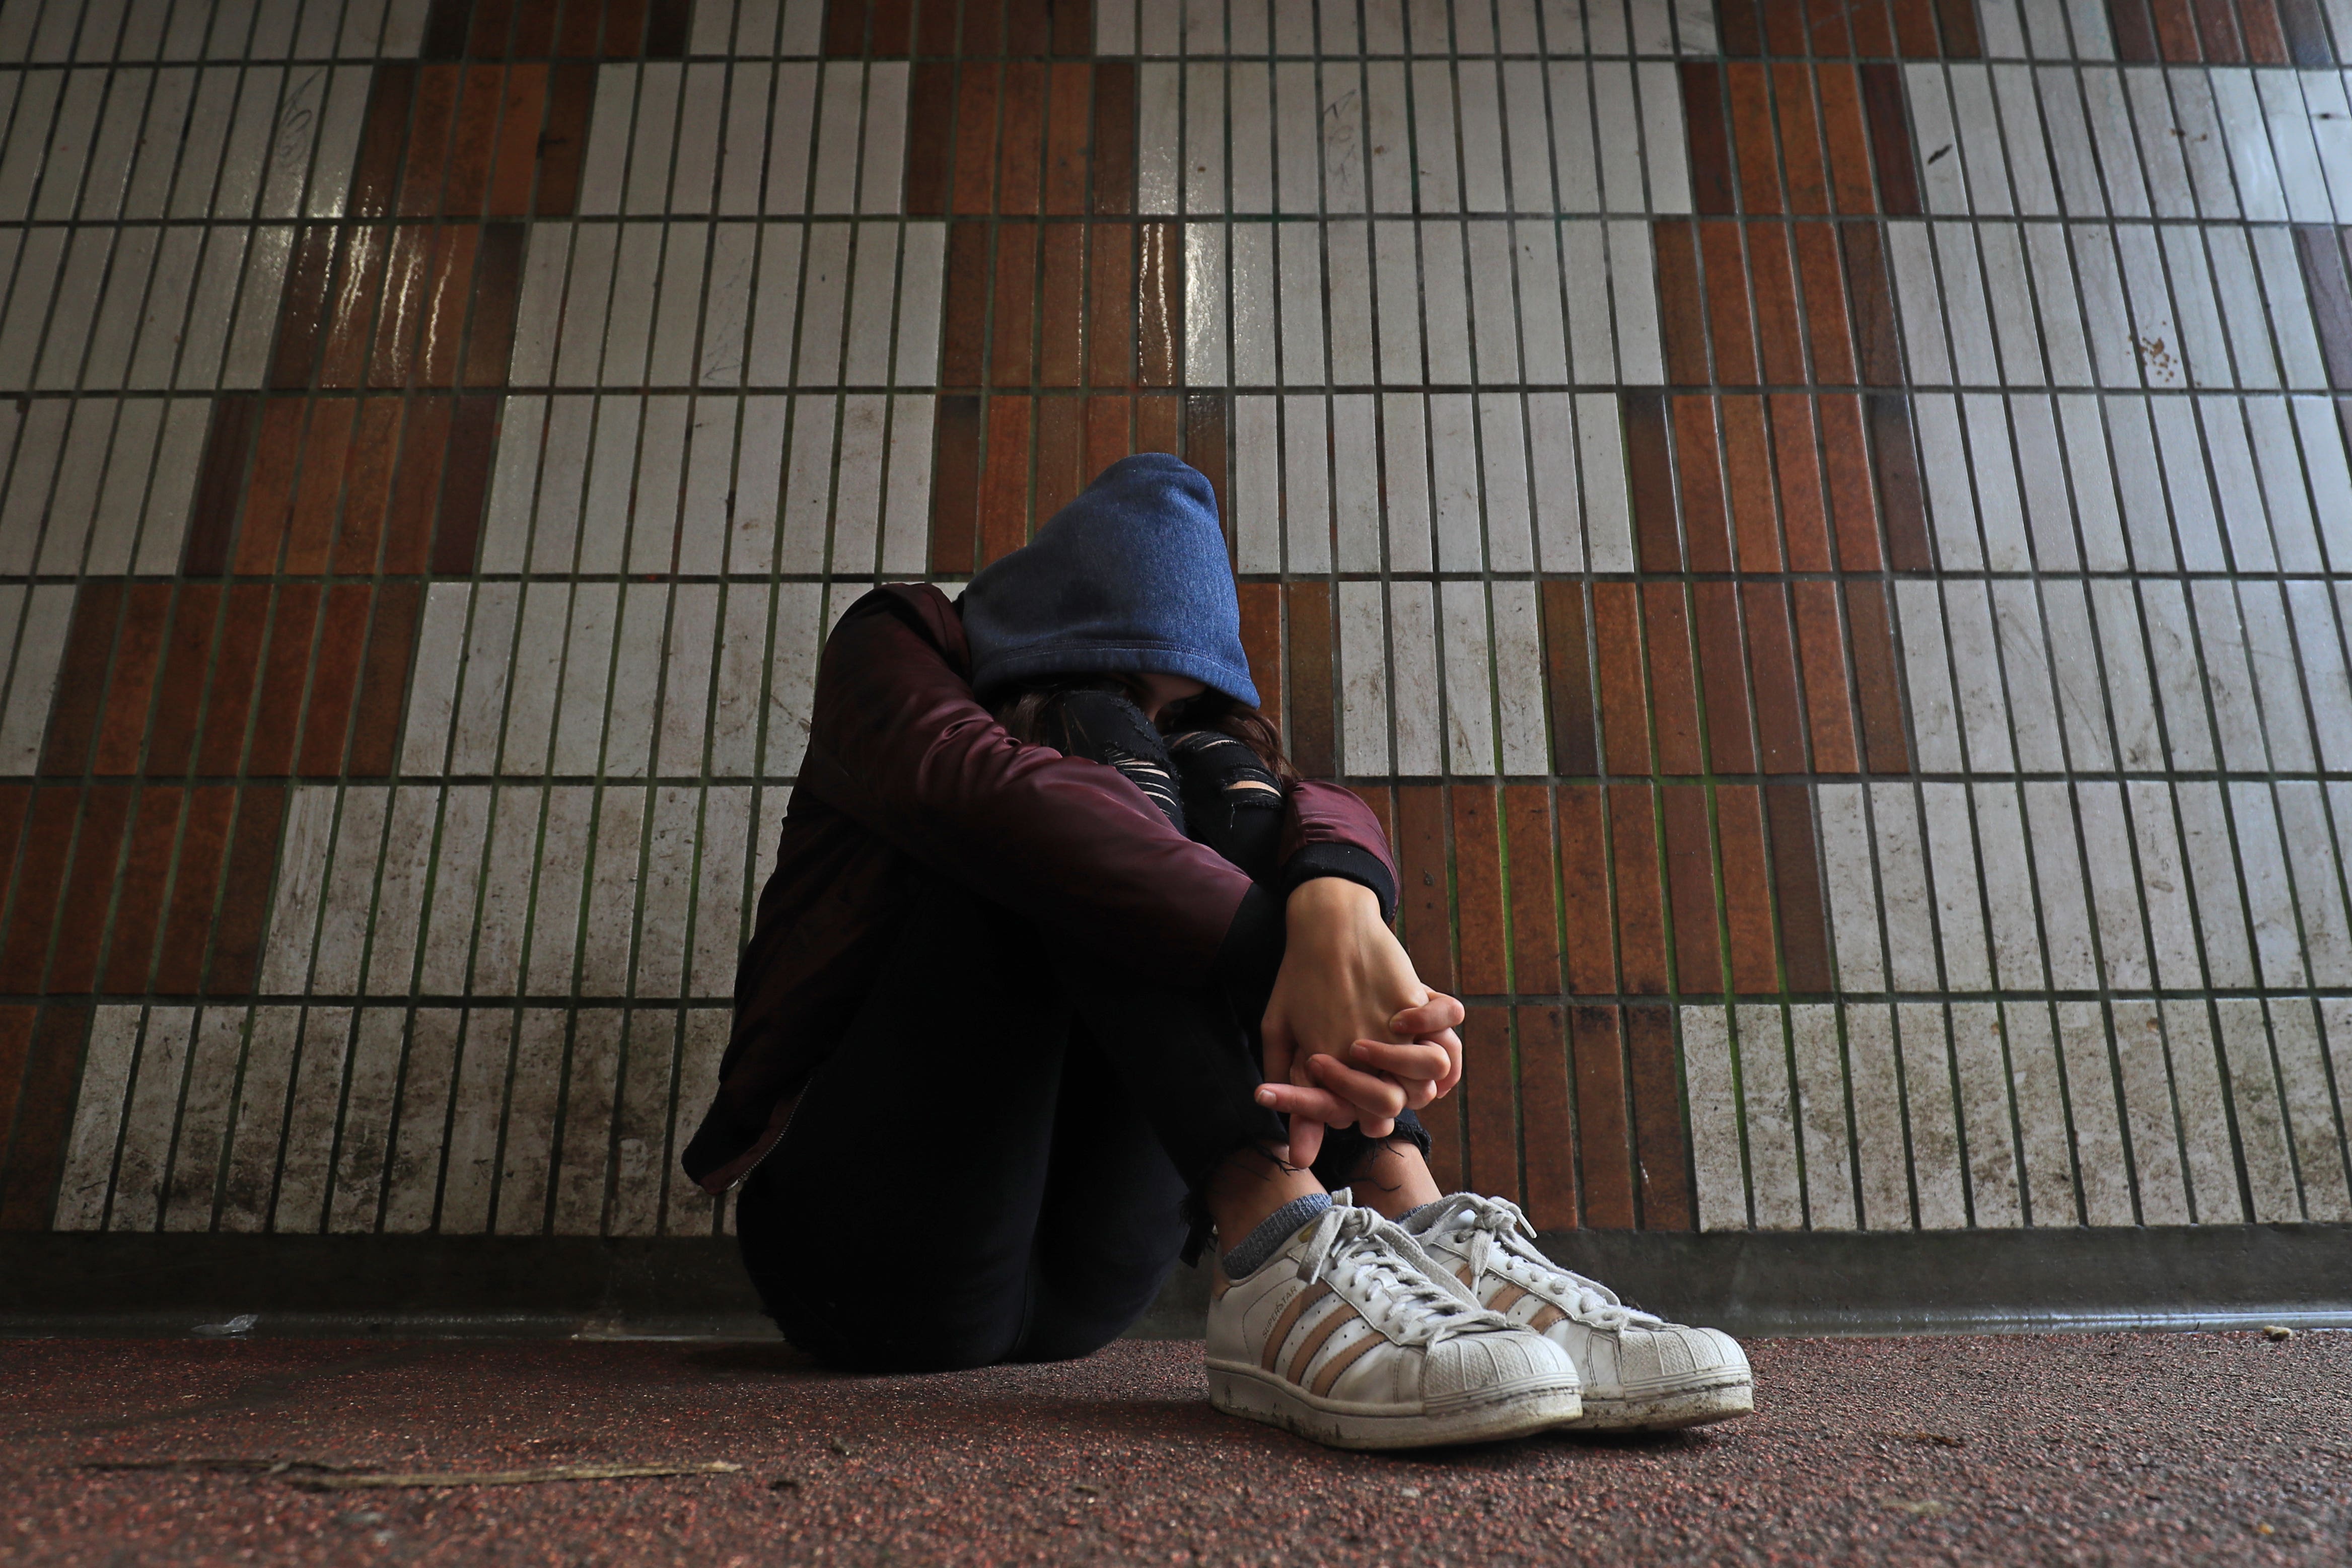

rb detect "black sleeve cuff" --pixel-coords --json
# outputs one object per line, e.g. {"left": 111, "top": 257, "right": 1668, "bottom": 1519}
{"left": 1212, "top": 881, "right": 1288, "bottom": 1002}
{"left": 1279, "top": 843, "right": 1398, "bottom": 923}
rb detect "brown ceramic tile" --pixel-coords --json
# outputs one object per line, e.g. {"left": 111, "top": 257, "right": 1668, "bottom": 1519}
{"left": 422, "top": 0, "right": 472, "bottom": 56}
{"left": 2278, "top": 0, "right": 2334, "bottom": 64}
{"left": 1820, "top": 393, "right": 1882, "bottom": 568}
{"left": 1718, "top": 0, "right": 1763, "bottom": 54}
{"left": 1463, "top": 1006, "right": 1520, "bottom": 1201}
{"left": 319, "top": 226, "right": 392, "bottom": 390}
{"left": 418, "top": 223, "right": 484, "bottom": 386}
{"left": 1135, "top": 392, "right": 1181, "bottom": 455}
{"left": 1038, "top": 226, "right": 1084, "bottom": 386}
{"left": 37, "top": 585, "right": 121, "bottom": 778}
{"left": 1006, "top": 0, "right": 1054, "bottom": 54}
{"left": 2239, "top": 0, "right": 2290, "bottom": 61}
{"left": 0, "top": 792, "right": 77, "bottom": 987}
{"left": 990, "top": 222, "right": 1039, "bottom": 387}
{"left": 1661, "top": 785, "right": 1720, "bottom": 990}
{"left": 1691, "top": 581, "right": 1757, "bottom": 774}
{"left": 247, "top": 587, "right": 324, "bottom": 777}
{"left": 1747, "top": 225, "right": 1807, "bottom": 385}
{"left": 1845, "top": 579, "right": 1912, "bottom": 773}
{"left": 400, "top": 65, "right": 463, "bottom": 216}
{"left": 1044, "top": 63, "right": 1090, "bottom": 216}
{"left": 1651, "top": 223, "right": 1710, "bottom": 388}
{"left": 1727, "top": 63, "right": 1781, "bottom": 215}
{"left": 1867, "top": 393, "right": 1933, "bottom": 569}
{"left": 1859, "top": 64, "right": 1920, "bottom": 214}
{"left": 153, "top": 788, "right": 234, "bottom": 994}
{"left": 467, "top": 0, "right": 518, "bottom": 58}
{"left": 1890, "top": 0, "right": 1941, "bottom": 55}
{"left": 512, "top": 0, "right": 556, "bottom": 56}
{"left": 387, "top": 396, "right": 453, "bottom": 574}
{"left": 182, "top": 399, "right": 262, "bottom": 576}
{"left": 1084, "top": 394, "right": 1130, "bottom": 481}
{"left": 1570, "top": 1006, "right": 1635, "bottom": 1228}
{"left": 269, "top": 225, "right": 341, "bottom": 390}
{"left": 997, "top": 63, "right": 1046, "bottom": 216}
{"left": 1592, "top": 583, "right": 1651, "bottom": 775}
{"left": 332, "top": 400, "right": 403, "bottom": 576}
{"left": 1624, "top": 1006, "right": 1694, "bottom": 1230}
{"left": 2197, "top": 0, "right": 2248, "bottom": 58}
{"left": 196, "top": 586, "right": 273, "bottom": 778}
{"left": 46, "top": 786, "right": 133, "bottom": 992}
{"left": 1051, "top": 0, "right": 1091, "bottom": 54}
{"left": 1672, "top": 396, "right": 1730, "bottom": 573}
{"left": 2293, "top": 227, "right": 2352, "bottom": 388}
{"left": 1792, "top": 580, "right": 1861, "bottom": 773}
{"left": 1287, "top": 582, "right": 1336, "bottom": 777}
{"left": 603, "top": 0, "right": 649, "bottom": 56}
{"left": 1088, "top": 223, "right": 1136, "bottom": 387}
{"left": 979, "top": 395, "right": 1033, "bottom": 562}
{"left": 1558, "top": 786, "right": 1613, "bottom": 994}
{"left": 557, "top": 0, "right": 604, "bottom": 57}
{"left": 1092, "top": 62, "right": 1135, "bottom": 217}
{"left": 1849, "top": 0, "right": 1897, "bottom": 56}
{"left": 1699, "top": 222, "right": 1759, "bottom": 385}
{"left": 285, "top": 400, "right": 358, "bottom": 575}
{"left": 1609, "top": 786, "right": 1668, "bottom": 994}
{"left": 1454, "top": 787, "right": 1508, "bottom": 996}
{"left": 1805, "top": 0, "right": 1854, "bottom": 57}
{"left": 144, "top": 587, "right": 223, "bottom": 777}
{"left": 1775, "top": 64, "right": 1829, "bottom": 214}
{"left": 644, "top": 0, "right": 691, "bottom": 54}
{"left": 1743, "top": 583, "right": 1807, "bottom": 775}
{"left": 0, "top": 1005, "right": 31, "bottom": 1188}
{"left": 952, "top": 63, "right": 1002, "bottom": 215}
{"left": 430, "top": 396, "right": 500, "bottom": 574}
{"left": 1680, "top": 64, "right": 1735, "bottom": 216}
{"left": 1816, "top": 67, "right": 1876, "bottom": 217}
{"left": 1033, "top": 395, "right": 1085, "bottom": 520}
{"left": 349, "top": 584, "right": 425, "bottom": 780}
{"left": 349, "top": 66, "right": 416, "bottom": 220}
{"left": 295, "top": 585, "right": 373, "bottom": 778}
{"left": 871, "top": 0, "right": 914, "bottom": 54}
{"left": 1506, "top": 785, "right": 1560, "bottom": 994}
{"left": 1763, "top": 0, "right": 1812, "bottom": 51}
{"left": 915, "top": 0, "right": 959, "bottom": 53}
{"left": 942, "top": 222, "right": 991, "bottom": 386}
{"left": 2152, "top": 0, "right": 2205, "bottom": 56}
{"left": 2108, "top": 0, "right": 2160, "bottom": 56}
{"left": 100, "top": 787, "right": 183, "bottom": 992}
{"left": 1540, "top": 581, "right": 1597, "bottom": 776}
{"left": 905, "top": 62, "right": 956, "bottom": 215}
{"left": 1515, "top": 1005, "right": 1576, "bottom": 1229}
{"left": 0, "top": 1005, "right": 91, "bottom": 1230}
{"left": 1184, "top": 394, "right": 1227, "bottom": 526}
{"left": 92, "top": 586, "right": 172, "bottom": 777}
{"left": 1395, "top": 785, "right": 1454, "bottom": 993}
{"left": 205, "top": 787, "right": 289, "bottom": 995}
{"left": 363, "top": 223, "right": 432, "bottom": 389}
{"left": 1766, "top": 784, "right": 1835, "bottom": 991}
{"left": 1770, "top": 394, "right": 1833, "bottom": 570}
{"left": 930, "top": 394, "right": 982, "bottom": 574}
{"left": 443, "top": 65, "right": 506, "bottom": 216}
{"left": 535, "top": 62, "right": 595, "bottom": 216}
{"left": 1934, "top": 0, "right": 1981, "bottom": 54}
{"left": 824, "top": 0, "right": 869, "bottom": 54}
{"left": 463, "top": 223, "right": 525, "bottom": 386}
{"left": 1621, "top": 392, "right": 1680, "bottom": 572}
{"left": 1722, "top": 395, "right": 1780, "bottom": 571}
{"left": 1717, "top": 784, "right": 1777, "bottom": 993}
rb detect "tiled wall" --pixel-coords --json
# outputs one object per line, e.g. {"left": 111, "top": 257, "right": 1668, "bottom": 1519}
{"left": 5, "top": 0, "right": 2352, "bottom": 1254}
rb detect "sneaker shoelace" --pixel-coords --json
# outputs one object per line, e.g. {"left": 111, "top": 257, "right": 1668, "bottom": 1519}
{"left": 1432, "top": 1196, "right": 1662, "bottom": 1334}
{"left": 1297, "top": 1206, "right": 1504, "bottom": 1350}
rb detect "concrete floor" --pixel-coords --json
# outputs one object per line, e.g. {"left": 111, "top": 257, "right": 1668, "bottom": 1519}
{"left": 3, "top": 1330, "right": 2345, "bottom": 1565}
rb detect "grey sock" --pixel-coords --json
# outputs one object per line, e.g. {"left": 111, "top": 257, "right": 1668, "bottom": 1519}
{"left": 1221, "top": 1194, "right": 1332, "bottom": 1279}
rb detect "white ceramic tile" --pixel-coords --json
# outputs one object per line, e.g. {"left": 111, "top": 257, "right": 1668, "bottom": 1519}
{"left": 2162, "top": 1000, "right": 2246, "bottom": 1225}
{"left": 52, "top": 1007, "right": 147, "bottom": 1230}
{"left": 2054, "top": 1000, "right": 2132, "bottom": 1226}
{"left": 218, "top": 1005, "right": 300, "bottom": 1232}
{"left": 2022, "top": 780, "right": 2099, "bottom": 989}
{"left": 1950, "top": 1001, "right": 2021, "bottom": 1226}
{"left": 1870, "top": 785, "right": 1939, "bottom": 992}
{"left": 1898, "top": 1003, "right": 1967, "bottom": 1230}
{"left": 1679, "top": 1005, "right": 1746, "bottom": 1231}
{"left": 2002, "top": 1002, "right": 2077, "bottom": 1228}
{"left": 490, "top": 1009, "right": 565, "bottom": 1234}
{"left": 1338, "top": 580, "right": 1391, "bottom": 776}
{"left": 1921, "top": 783, "right": 1992, "bottom": 990}
{"left": 1439, "top": 579, "right": 1496, "bottom": 775}
{"left": 2273, "top": 1000, "right": 2351, "bottom": 1221}
{"left": 1844, "top": 1004, "right": 1911, "bottom": 1230}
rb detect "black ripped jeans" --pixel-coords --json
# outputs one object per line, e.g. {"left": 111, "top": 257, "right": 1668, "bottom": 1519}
{"left": 735, "top": 698, "right": 1424, "bottom": 1373}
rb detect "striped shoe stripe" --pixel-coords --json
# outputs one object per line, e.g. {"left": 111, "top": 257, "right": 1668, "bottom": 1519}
{"left": 1284, "top": 1298, "right": 1363, "bottom": 1387}
{"left": 1486, "top": 1282, "right": 1529, "bottom": 1315}
{"left": 1259, "top": 1281, "right": 1333, "bottom": 1373}
{"left": 1308, "top": 1327, "right": 1384, "bottom": 1398}
{"left": 1527, "top": 1303, "right": 1568, "bottom": 1332}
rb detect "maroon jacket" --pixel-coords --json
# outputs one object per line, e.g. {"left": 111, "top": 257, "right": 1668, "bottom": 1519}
{"left": 684, "top": 584, "right": 1400, "bottom": 1195}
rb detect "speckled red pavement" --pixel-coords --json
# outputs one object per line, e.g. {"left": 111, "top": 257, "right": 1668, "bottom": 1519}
{"left": 3, "top": 1332, "right": 2345, "bottom": 1565}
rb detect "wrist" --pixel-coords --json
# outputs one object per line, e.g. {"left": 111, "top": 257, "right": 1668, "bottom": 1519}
{"left": 1285, "top": 875, "right": 1380, "bottom": 921}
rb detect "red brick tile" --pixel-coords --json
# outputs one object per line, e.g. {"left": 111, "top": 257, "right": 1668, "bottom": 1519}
{"left": 1766, "top": 784, "right": 1834, "bottom": 992}
{"left": 1592, "top": 583, "right": 1650, "bottom": 775}
{"left": 1540, "top": 581, "right": 1597, "bottom": 776}
{"left": 46, "top": 786, "right": 133, "bottom": 992}
{"left": 399, "top": 64, "right": 462, "bottom": 216}
{"left": 247, "top": 587, "right": 323, "bottom": 777}
{"left": 644, "top": 0, "right": 690, "bottom": 54}
{"left": 1867, "top": 393, "right": 1933, "bottom": 570}
{"left": 296, "top": 584, "right": 373, "bottom": 778}
{"left": 464, "top": 223, "right": 524, "bottom": 386}
{"left": 1792, "top": 580, "right": 1860, "bottom": 773}
{"left": 1052, "top": 0, "right": 1091, "bottom": 53}
{"left": 1622, "top": 392, "right": 1680, "bottom": 572}
{"left": 485, "top": 64, "right": 547, "bottom": 214}
{"left": 90, "top": 586, "right": 169, "bottom": 777}
{"left": 269, "top": 225, "right": 340, "bottom": 390}
{"left": 1396, "top": 785, "right": 1454, "bottom": 994}
{"left": 285, "top": 399, "right": 358, "bottom": 575}
{"left": 1516, "top": 1005, "right": 1576, "bottom": 1229}
{"left": 603, "top": 0, "right": 648, "bottom": 56}
{"left": 1849, "top": 0, "right": 1897, "bottom": 56}
{"left": 144, "top": 587, "right": 222, "bottom": 777}
{"left": 1044, "top": 63, "right": 1090, "bottom": 216}
{"left": 1719, "top": 0, "right": 1763, "bottom": 54}
{"left": 348, "top": 66, "right": 415, "bottom": 221}
{"left": 182, "top": 398, "right": 262, "bottom": 575}
{"left": 1770, "top": 394, "right": 1832, "bottom": 571}
{"left": 1699, "top": 221, "right": 1759, "bottom": 385}
{"left": 1084, "top": 394, "right": 1129, "bottom": 480}
{"left": 979, "top": 396, "right": 1033, "bottom": 562}
{"left": 1455, "top": 787, "right": 1507, "bottom": 996}
{"left": 1722, "top": 396, "right": 1779, "bottom": 571}
{"left": 1820, "top": 393, "right": 1882, "bottom": 569}
{"left": 2239, "top": 0, "right": 2291, "bottom": 61}
{"left": 1845, "top": 226, "right": 1906, "bottom": 387}
{"left": 0, "top": 1005, "right": 31, "bottom": 1183}
{"left": 0, "top": 1005, "right": 91, "bottom": 1230}
{"left": 1805, "top": 0, "right": 1853, "bottom": 57}
{"left": 1033, "top": 395, "right": 1084, "bottom": 519}
{"left": 1136, "top": 392, "right": 1180, "bottom": 455}
{"left": 1570, "top": 1006, "right": 1634, "bottom": 1228}
{"left": 1652, "top": 223, "right": 1709, "bottom": 388}
{"left": 1092, "top": 62, "right": 1134, "bottom": 216}
{"left": 152, "top": 788, "right": 233, "bottom": 994}
{"left": 38, "top": 584, "right": 121, "bottom": 778}
{"left": 1762, "top": 0, "right": 1811, "bottom": 50}
{"left": 1506, "top": 785, "right": 1560, "bottom": 994}
{"left": 930, "top": 394, "right": 981, "bottom": 574}
{"left": 1038, "top": 226, "right": 1084, "bottom": 386}
{"left": 1845, "top": 580, "right": 1912, "bottom": 773}
{"left": 1775, "top": 64, "right": 1829, "bottom": 213}
{"left": 422, "top": 0, "right": 472, "bottom": 56}
{"left": 1934, "top": 0, "right": 1981, "bottom": 53}
{"left": 2108, "top": 0, "right": 2161, "bottom": 56}
{"left": 442, "top": 64, "right": 505, "bottom": 215}
{"left": 430, "top": 395, "right": 500, "bottom": 574}
{"left": 535, "top": 62, "right": 595, "bottom": 216}
{"left": 196, "top": 586, "right": 272, "bottom": 778}
{"left": 998, "top": 62, "right": 1046, "bottom": 216}
{"left": 2196, "top": 0, "right": 2247, "bottom": 58}
{"left": 1672, "top": 397, "right": 1731, "bottom": 573}
{"left": 1691, "top": 581, "right": 1756, "bottom": 774}
{"left": 1609, "top": 786, "right": 1668, "bottom": 995}
{"left": 2277, "top": 0, "right": 2333, "bottom": 64}
{"left": 418, "top": 223, "right": 483, "bottom": 385}
{"left": 349, "top": 583, "right": 424, "bottom": 781}
{"left": 1009, "top": 0, "right": 1055, "bottom": 53}
{"left": 1184, "top": 394, "right": 1227, "bottom": 529}
{"left": 2150, "top": 0, "right": 2203, "bottom": 56}
{"left": 942, "top": 222, "right": 991, "bottom": 386}
{"left": 1661, "top": 785, "right": 1720, "bottom": 990}
{"left": 1794, "top": 225, "right": 1857, "bottom": 384}
{"left": 1815, "top": 66, "right": 1875, "bottom": 217}
{"left": 1287, "top": 582, "right": 1335, "bottom": 778}
{"left": 1463, "top": 1006, "right": 1519, "bottom": 1202}
{"left": 990, "top": 222, "right": 1039, "bottom": 387}
{"left": 952, "top": 63, "right": 1002, "bottom": 215}
{"left": 1624, "top": 1006, "right": 1693, "bottom": 1230}
{"left": 386, "top": 395, "right": 452, "bottom": 574}
{"left": 101, "top": 786, "right": 182, "bottom": 992}
{"left": 1717, "top": 784, "right": 1776, "bottom": 993}
{"left": 825, "top": 0, "right": 868, "bottom": 53}
{"left": 1680, "top": 64, "right": 1735, "bottom": 215}
{"left": 0, "top": 792, "right": 78, "bottom": 987}
{"left": 1743, "top": 583, "right": 1807, "bottom": 775}
{"left": 557, "top": 0, "right": 604, "bottom": 56}
{"left": 331, "top": 400, "right": 402, "bottom": 576}
{"left": 1859, "top": 64, "right": 1920, "bottom": 213}
{"left": 871, "top": 0, "right": 914, "bottom": 54}
{"left": 1558, "top": 786, "right": 1613, "bottom": 994}
{"left": 1088, "top": 223, "right": 1136, "bottom": 387}
{"left": 319, "top": 225, "right": 391, "bottom": 389}
{"left": 206, "top": 786, "right": 288, "bottom": 995}
{"left": 905, "top": 62, "right": 956, "bottom": 215}
{"left": 512, "top": 0, "right": 555, "bottom": 57}
{"left": 364, "top": 223, "right": 432, "bottom": 388}
{"left": 1727, "top": 63, "right": 1780, "bottom": 215}
{"left": 1890, "top": 0, "right": 1941, "bottom": 55}
{"left": 916, "top": 0, "right": 959, "bottom": 53}
{"left": 1747, "top": 225, "right": 1806, "bottom": 386}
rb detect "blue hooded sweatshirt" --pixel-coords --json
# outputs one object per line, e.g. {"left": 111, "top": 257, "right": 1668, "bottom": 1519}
{"left": 957, "top": 453, "right": 1260, "bottom": 708}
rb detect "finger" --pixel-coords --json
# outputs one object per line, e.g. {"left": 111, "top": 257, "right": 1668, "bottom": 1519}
{"left": 1303, "top": 1053, "right": 1409, "bottom": 1120}
{"left": 1389, "top": 991, "right": 1466, "bottom": 1036}
{"left": 1346, "top": 1039, "right": 1452, "bottom": 1082}
{"left": 1254, "top": 1081, "right": 1358, "bottom": 1128}
{"left": 1400, "top": 1077, "right": 1439, "bottom": 1111}
{"left": 1289, "top": 1115, "right": 1325, "bottom": 1168}
{"left": 1259, "top": 1009, "right": 1296, "bottom": 1082}
{"left": 1432, "top": 1027, "right": 1464, "bottom": 1097}
{"left": 1361, "top": 1115, "right": 1396, "bottom": 1140}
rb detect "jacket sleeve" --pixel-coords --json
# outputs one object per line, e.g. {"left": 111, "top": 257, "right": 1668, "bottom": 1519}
{"left": 792, "top": 594, "right": 1258, "bottom": 985}
{"left": 1275, "top": 780, "right": 1400, "bottom": 921}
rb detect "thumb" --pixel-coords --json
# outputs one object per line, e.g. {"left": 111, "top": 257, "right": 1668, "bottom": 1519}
{"left": 1287, "top": 1115, "right": 1325, "bottom": 1169}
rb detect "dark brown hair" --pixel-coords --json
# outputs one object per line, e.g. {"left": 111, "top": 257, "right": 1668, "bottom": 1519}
{"left": 992, "top": 675, "right": 1297, "bottom": 784}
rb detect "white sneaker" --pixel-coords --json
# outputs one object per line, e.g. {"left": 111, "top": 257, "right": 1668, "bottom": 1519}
{"left": 1404, "top": 1193, "right": 1754, "bottom": 1432}
{"left": 1205, "top": 1199, "right": 1582, "bottom": 1450}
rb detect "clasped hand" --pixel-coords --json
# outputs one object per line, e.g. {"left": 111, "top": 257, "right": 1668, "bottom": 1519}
{"left": 1253, "top": 878, "right": 1465, "bottom": 1167}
